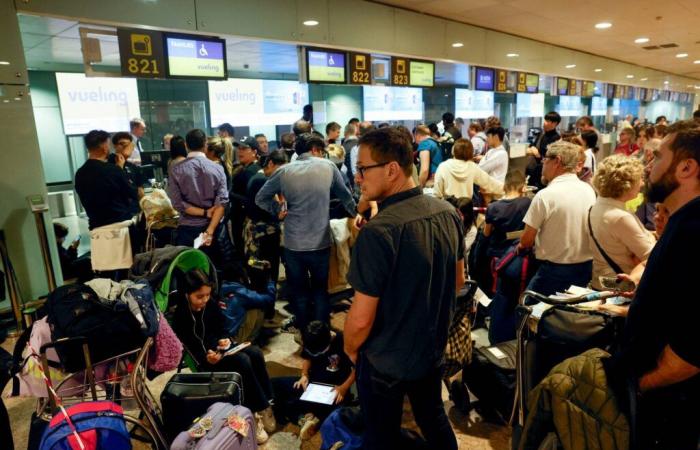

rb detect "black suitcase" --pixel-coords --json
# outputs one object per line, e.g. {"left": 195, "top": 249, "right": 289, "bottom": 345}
{"left": 160, "top": 372, "right": 242, "bottom": 442}
{"left": 461, "top": 340, "right": 517, "bottom": 423}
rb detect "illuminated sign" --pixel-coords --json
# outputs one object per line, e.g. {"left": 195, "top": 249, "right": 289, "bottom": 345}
{"left": 118, "top": 28, "right": 165, "bottom": 79}
{"left": 164, "top": 33, "right": 227, "bottom": 79}
{"left": 349, "top": 52, "right": 371, "bottom": 85}
{"left": 474, "top": 67, "right": 495, "bottom": 91}
{"left": 557, "top": 77, "right": 569, "bottom": 95}
{"left": 496, "top": 69, "right": 509, "bottom": 92}
{"left": 525, "top": 73, "right": 539, "bottom": 93}
{"left": 409, "top": 60, "right": 434, "bottom": 87}
{"left": 391, "top": 57, "right": 409, "bottom": 86}
{"left": 306, "top": 48, "right": 347, "bottom": 84}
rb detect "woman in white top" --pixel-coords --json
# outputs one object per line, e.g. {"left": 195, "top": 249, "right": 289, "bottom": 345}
{"left": 581, "top": 130, "right": 598, "bottom": 175}
{"left": 433, "top": 138, "right": 504, "bottom": 200}
{"left": 588, "top": 155, "right": 656, "bottom": 290}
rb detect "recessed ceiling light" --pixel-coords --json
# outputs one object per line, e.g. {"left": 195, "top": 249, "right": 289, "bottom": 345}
{"left": 594, "top": 68, "right": 602, "bottom": 72}
{"left": 13, "top": 97, "right": 21, "bottom": 101}
{"left": 0, "top": 61, "right": 10, "bottom": 65}
{"left": 695, "top": 86, "right": 700, "bottom": 89}
{"left": 303, "top": 20, "right": 319, "bottom": 26}
{"left": 694, "top": 60, "right": 700, "bottom": 64}
{"left": 566, "top": 64, "right": 576, "bottom": 68}
{"left": 664, "top": 81, "right": 669, "bottom": 84}
{"left": 634, "top": 37, "right": 650, "bottom": 44}
{"left": 676, "top": 53, "right": 688, "bottom": 58}
{"left": 506, "top": 53, "right": 519, "bottom": 57}
{"left": 2, "top": 100, "right": 9, "bottom": 103}
{"left": 626, "top": 75, "right": 634, "bottom": 79}
{"left": 452, "top": 42, "right": 463, "bottom": 48}
{"left": 595, "top": 22, "right": 612, "bottom": 29}
{"left": 641, "top": 78, "right": 648, "bottom": 81}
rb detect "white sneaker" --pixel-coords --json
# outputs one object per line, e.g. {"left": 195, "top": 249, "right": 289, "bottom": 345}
{"left": 299, "top": 413, "right": 320, "bottom": 441}
{"left": 255, "top": 414, "right": 269, "bottom": 444}
{"left": 260, "top": 406, "right": 276, "bottom": 433}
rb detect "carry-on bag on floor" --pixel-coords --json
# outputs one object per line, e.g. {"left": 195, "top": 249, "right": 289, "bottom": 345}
{"left": 39, "top": 400, "right": 131, "bottom": 450}
{"left": 460, "top": 340, "right": 517, "bottom": 423}
{"left": 171, "top": 402, "right": 256, "bottom": 450}
{"left": 161, "top": 372, "right": 242, "bottom": 442}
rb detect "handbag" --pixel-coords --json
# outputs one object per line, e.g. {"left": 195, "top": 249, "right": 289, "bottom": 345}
{"left": 149, "top": 313, "right": 183, "bottom": 373}
{"left": 587, "top": 207, "right": 623, "bottom": 275}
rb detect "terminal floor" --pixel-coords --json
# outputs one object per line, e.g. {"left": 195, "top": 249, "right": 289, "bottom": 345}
{"left": 2, "top": 303, "right": 512, "bottom": 449}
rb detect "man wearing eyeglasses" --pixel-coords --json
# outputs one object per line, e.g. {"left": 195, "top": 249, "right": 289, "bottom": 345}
{"left": 108, "top": 131, "right": 145, "bottom": 214}
{"left": 344, "top": 127, "right": 465, "bottom": 450}
{"left": 255, "top": 133, "right": 355, "bottom": 331}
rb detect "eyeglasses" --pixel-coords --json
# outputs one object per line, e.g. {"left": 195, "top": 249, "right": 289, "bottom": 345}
{"left": 355, "top": 162, "right": 389, "bottom": 178}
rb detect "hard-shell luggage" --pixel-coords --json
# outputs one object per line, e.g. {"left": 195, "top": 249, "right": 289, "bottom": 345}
{"left": 170, "top": 402, "right": 256, "bottom": 450}
{"left": 38, "top": 400, "right": 131, "bottom": 450}
{"left": 461, "top": 340, "right": 517, "bottom": 423}
{"left": 161, "top": 372, "right": 242, "bottom": 441}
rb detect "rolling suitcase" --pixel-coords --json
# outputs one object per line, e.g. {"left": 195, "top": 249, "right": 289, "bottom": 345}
{"left": 161, "top": 372, "right": 242, "bottom": 442}
{"left": 170, "top": 402, "right": 256, "bottom": 450}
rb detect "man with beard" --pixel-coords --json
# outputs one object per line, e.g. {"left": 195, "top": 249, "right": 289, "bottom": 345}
{"left": 611, "top": 120, "right": 700, "bottom": 449}
{"left": 517, "top": 141, "right": 596, "bottom": 296}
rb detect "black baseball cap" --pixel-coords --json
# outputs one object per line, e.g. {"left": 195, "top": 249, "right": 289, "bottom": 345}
{"left": 234, "top": 136, "right": 260, "bottom": 152}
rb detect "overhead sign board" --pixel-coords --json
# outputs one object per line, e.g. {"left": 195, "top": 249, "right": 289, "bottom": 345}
{"left": 306, "top": 48, "right": 347, "bottom": 84}
{"left": 164, "top": 33, "right": 227, "bottom": 80}
{"left": 474, "top": 67, "right": 495, "bottom": 91}
{"left": 409, "top": 60, "right": 434, "bottom": 87}
{"left": 117, "top": 28, "right": 166, "bottom": 79}
{"left": 391, "top": 57, "right": 409, "bottom": 86}
{"left": 349, "top": 52, "right": 371, "bottom": 85}
{"left": 496, "top": 69, "right": 508, "bottom": 92}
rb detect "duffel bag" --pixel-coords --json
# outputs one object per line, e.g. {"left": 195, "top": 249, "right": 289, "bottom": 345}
{"left": 171, "top": 402, "right": 256, "bottom": 450}
{"left": 39, "top": 401, "right": 130, "bottom": 450}
{"left": 45, "top": 284, "right": 145, "bottom": 373}
{"left": 462, "top": 340, "right": 517, "bottom": 423}
{"left": 161, "top": 372, "right": 242, "bottom": 442}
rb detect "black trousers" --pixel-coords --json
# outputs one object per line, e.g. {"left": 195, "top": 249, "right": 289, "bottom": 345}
{"left": 356, "top": 354, "right": 456, "bottom": 450}
{"left": 270, "top": 376, "right": 344, "bottom": 424}
{"left": 199, "top": 346, "right": 273, "bottom": 413}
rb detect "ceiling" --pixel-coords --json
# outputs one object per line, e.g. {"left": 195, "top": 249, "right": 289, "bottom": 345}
{"left": 373, "top": 0, "right": 700, "bottom": 80}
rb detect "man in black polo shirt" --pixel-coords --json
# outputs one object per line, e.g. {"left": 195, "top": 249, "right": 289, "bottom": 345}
{"left": 612, "top": 120, "right": 700, "bottom": 449}
{"left": 108, "top": 131, "right": 144, "bottom": 214}
{"left": 75, "top": 130, "right": 137, "bottom": 230}
{"left": 526, "top": 111, "right": 561, "bottom": 189}
{"left": 344, "top": 127, "right": 465, "bottom": 450}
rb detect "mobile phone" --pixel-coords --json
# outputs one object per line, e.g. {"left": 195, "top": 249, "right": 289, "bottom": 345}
{"left": 598, "top": 276, "right": 636, "bottom": 292}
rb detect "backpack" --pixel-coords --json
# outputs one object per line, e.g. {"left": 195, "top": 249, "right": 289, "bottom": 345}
{"left": 39, "top": 401, "right": 131, "bottom": 450}
{"left": 46, "top": 284, "right": 146, "bottom": 372}
{"left": 320, "top": 407, "right": 363, "bottom": 450}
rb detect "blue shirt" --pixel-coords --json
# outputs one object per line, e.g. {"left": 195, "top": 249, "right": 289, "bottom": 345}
{"left": 418, "top": 138, "right": 442, "bottom": 175}
{"left": 255, "top": 153, "right": 356, "bottom": 251}
{"left": 167, "top": 152, "right": 229, "bottom": 227}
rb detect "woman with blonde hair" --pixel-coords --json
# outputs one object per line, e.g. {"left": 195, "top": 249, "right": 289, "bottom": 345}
{"left": 588, "top": 155, "right": 656, "bottom": 290}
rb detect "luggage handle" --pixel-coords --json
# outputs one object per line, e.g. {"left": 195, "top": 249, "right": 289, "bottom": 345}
{"left": 40, "top": 336, "right": 98, "bottom": 407}
{"left": 519, "top": 289, "right": 617, "bottom": 306}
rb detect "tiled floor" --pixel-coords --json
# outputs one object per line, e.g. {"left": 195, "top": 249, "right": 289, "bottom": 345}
{"left": 2, "top": 303, "right": 511, "bottom": 450}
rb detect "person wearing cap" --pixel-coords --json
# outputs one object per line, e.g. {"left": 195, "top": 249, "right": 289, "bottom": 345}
{"left": 255, "top": 133, "right": 356, "bottom": 330}
{"left": 230, "top": 136, "right": 262, "bottom": 256}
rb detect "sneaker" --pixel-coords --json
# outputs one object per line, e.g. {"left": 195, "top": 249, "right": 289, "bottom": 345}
{"left": 255, "top": 414, "right": 269, "bottom": 444}
{"left": 329, "top": 442, "right": 345, "bottom": 450}
{"left": 260, "top": 406, "right": 276, "bottom": 433}
{"left": 281, "top": 316, "right": 297, "bottom": 332}
{"left": 299, "top": 413, "right": 320, "bottom": 441}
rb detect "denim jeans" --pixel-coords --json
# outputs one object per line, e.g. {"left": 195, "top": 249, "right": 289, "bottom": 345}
{"left": 526, "top": 260, "right": 592, "bottom": 297}
{"left": 283, "top": 247, "right": 330, "bottom": 329}
{"left": 356, "top": 353, "right": 457, "bottom": 450}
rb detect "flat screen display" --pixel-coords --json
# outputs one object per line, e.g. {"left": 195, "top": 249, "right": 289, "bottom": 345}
{"left": 516, "top": 93, "right": 545, "bottom": 118}
{"left": 612, "top": 98, "right": 621, "bottom": 116}
{"left": 363, "top": 85, "right": 423, "bottom": 121}
{"left": 455, "top": 89, "right": 494, "bottom": 119}
{"left": 55, "top": 72, "right": 141, "bottom": 135}
{"left": 307, "top": 49, "right": 346, "bottom": 84}
{"left": 558, "top": 95, "right": 581, "bottom": 116}
{"left": 557, "top": 78, "right": 569, "bottom": 95}
{"left": 525, "top": 73, "right": 539, "bottom": 93}
{"left": 474, "top": 67, "right": 495, "bottom": 91}
{"left": 371, "top": 56, "right": 391, "bottom": 83}
{"left": 409, "top": 60, "right": 434, "bottom": 87}
{"left": 164, "top": 34, "right": 226, "bottom": 79}
{"left": 590, "top": 97, "right": 607, "bottom": 116}
{"left": 208, "top": 78, "right": 308, "bottom": 126}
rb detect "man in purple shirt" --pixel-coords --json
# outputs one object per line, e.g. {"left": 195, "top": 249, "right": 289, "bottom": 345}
{"left": 168, "top": 129, "right": 229, "bottom": 252}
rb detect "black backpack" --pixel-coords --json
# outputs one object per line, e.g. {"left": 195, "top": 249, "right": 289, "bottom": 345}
{"left": 46, "top": 284, "right": 145, "bottom": 372}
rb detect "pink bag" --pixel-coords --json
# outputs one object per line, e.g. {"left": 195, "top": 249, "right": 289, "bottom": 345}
{"left": 149, "top": 313, "right": 183, "bottom": 372}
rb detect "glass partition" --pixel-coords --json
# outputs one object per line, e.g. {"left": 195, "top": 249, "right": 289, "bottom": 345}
{"left": 138, "top": 100, "right": 208, "bottom": 150}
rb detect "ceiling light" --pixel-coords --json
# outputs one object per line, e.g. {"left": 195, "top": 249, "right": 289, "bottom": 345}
{"left": 0, "top": 61, "right": 9, "bottom": 65}
{"left": 595, "top": 22, "right": 612, "bottom": 29}
{"left": 676, "top": 53, "right": 688, "bottom": 58}
{"left": 303, "top": 20, "right": 319, "bottom": 26}
{"left": 695, "top": 86, "right": 700, "bottom": 89}
{"left": 13, "top": 97, "right": 21, "bottom": 101}
{"left": 2, "top": 100, "right": 9, "bottom": 103}
{"left": 641, "top": 78, "right": 648, "bottom": 81}
{"left": 594, "top": 68, "right": 602, "bottom": 72}
{"left": 566, "top": 64, "right": 576, "bottom": 68}
{"left": 626, "top": 75, "right": 634, "bottom": 79}
{"left": 694, "top": 60, "right": 700, "bottom": 64}
{"left": 452, "top": 42, "right": 463, "bottom": 48}
{"left": 634, "top": 37, "right": 650, "bottom": 44}
{"left": 506, "top": 53, "right": 519, "bottom": 57}
{"left": 664, "top": 81, "right": 669, "bottom": 84}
